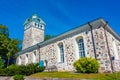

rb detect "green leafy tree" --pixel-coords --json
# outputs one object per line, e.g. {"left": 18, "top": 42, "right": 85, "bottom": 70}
{"left": 74, "top": 57, "right": 100, "bottom": 73}
{"left": 44, "top": 34, "right": 56, "bottom": 41}
{"left": 6, "top": 39, "right": 19, "bottom": 66}
{"left": 0, "top": 24, "right": 19, "bottom": 67}
{"left": 0, "top": 24, "right": 9, "bottom": 36}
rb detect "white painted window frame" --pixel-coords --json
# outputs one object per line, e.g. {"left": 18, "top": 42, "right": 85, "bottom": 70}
{"left": 112, "top": 40, "right": 119, "bottom": 60}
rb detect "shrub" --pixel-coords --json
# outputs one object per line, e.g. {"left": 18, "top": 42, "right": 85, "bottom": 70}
{"left": 0, "top": 63, "right": 45, "bottom": 76}
{"left": 74, "top": 57, "right": 100, "bottom": 73}
{"left": 6, "top": 64, "right": 19, "bottom": 76}
{"left": 0, "top": 69, "right": 8, "bottom": 76}
{"left": 0, "top": 56, "right": 4, "bottom": 69}
{"left": 13, "top": 74, "right": 24, "bottom": 80}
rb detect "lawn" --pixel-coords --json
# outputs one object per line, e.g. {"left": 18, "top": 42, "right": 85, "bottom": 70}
{"left": 28, "top": 72, "right": 120, "bottom": 80}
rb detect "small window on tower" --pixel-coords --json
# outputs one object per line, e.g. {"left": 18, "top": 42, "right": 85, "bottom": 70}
{"left": 37, "top": 19, "right": 40, "bottom": 22}
{"left": 38, "top": 24, "right": 39, "bottom": 27}
{"left": 35, "top": 23, "right": 37, "bottom": 26}
{"left": 27, "top": 19, "right": 30, "bottom": 21}
{"left": 41, "top": 25, "right": 44, "bottom": 29}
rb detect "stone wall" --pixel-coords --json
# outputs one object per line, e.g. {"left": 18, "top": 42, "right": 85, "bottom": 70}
{"left": 105, "top": 27, "right": 120, "bottom": 72}
{"left": 22, "top": 26, "right": 44, "bottom": 50}
{"left": 93, "top": 26, "right": 112, "bottom": 72}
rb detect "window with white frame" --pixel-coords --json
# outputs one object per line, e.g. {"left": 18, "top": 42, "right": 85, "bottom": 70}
{"left": 58, "top": 43, "right": 64, "bottom": 63}
{"left": 112, "top": 40, "right": 119, "bottom": 60}
{"left": 18, "top": 56, "right": 21, "bottom": 65}
{"left": 25, "top": 54, "right": 28, "bottom": 65}
{"left": 77, "top": 38, "right": 85, "bottom": 57}
{"left": 33, "top": 51, "right": 36, "bottom": 63}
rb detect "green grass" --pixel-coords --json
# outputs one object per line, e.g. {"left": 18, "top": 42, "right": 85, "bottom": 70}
{"left": 28, "top": 72, "right": 120, "bottom": 80}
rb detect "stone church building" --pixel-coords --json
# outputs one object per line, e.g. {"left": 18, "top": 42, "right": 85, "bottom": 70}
{"left": 16, "top": 14, "right": 120, "bottom": 73}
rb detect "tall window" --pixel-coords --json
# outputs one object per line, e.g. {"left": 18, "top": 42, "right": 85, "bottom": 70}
{"left": 112, "top": 40, "right": 119, "bottom": 60}
{"left": 18, "top": 56, "right": 21, "bottom": 65}
{"left": 25, "top": 54, "right": 28, "bottom": 65}
{"left": 77, "top": 38, "right": 85, "bottom": 57}
{"left": 58, "top": 43, "right": 64, "bottom": 63}
{"left": 33, "top": 51, "right": 36, "bottom": 63}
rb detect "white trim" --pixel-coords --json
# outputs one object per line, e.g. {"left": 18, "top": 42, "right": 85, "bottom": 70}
{"left": 73, "top": 38, "right": 79, "bottom": 60}
{"left": 33, "top": 51, "right": 36, "bottom": 63}
{"left": 18, "top": 56, "right": 21, "bottom": 65}
{"left": 75, "top": 36, "right": 86, "bottom": 58}
{"left": 25, "top": 54, "right": 28, "bottom": 65}
{"left": 112, "top": 40, "right": 119, "bottom": 60}
{"left": 57, "top": 42, "right": 65, "bottom": 63}
{"left": 57, "top": 45, "right": 61, "bottom": 63}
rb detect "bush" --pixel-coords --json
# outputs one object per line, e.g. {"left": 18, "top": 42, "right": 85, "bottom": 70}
{"left": 0, "top": 63, "right": 45, "bottom": 76}
{"left": 0, "top": 56, "right": 4, "bottom": 69}
{"left": 0, "top": 69, "right": 8, "bottom": 76}
{"left": 5, "top": 64, "right": 19, "bottom": 76}
{"left": 13, "top": 74, "right": 24, "bottom": 80}
{"left": 74, "top": 57, "right": 100, "bottom": 73}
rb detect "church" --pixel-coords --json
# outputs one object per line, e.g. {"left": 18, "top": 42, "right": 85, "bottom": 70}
{"left": 16, "top": 14, "right": 120, "bottom": 73}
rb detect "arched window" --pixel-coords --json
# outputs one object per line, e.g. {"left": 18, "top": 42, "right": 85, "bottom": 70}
{"left": 77, "top": 38, "right": 85, "bottom": 57}
{"left": 33, "top": 51, "right": 36, "bottom": 63}
{"left": 58, "top": 43, "right": 64, "bottom": 63}
{"left": 25, "top": 54, "right": 28, "bottom": 65}
{"left": 112, "top": 40, "right": 119, "bottom": 60}
{"left": 18, "top": 56, "right": 21, "bottom": 65}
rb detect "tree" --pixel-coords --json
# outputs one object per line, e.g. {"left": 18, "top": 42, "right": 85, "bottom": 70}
{"left": 44, "top": 34, "right": 56, "bottom": 41}
{"left": 6, "top": 39, "right": 19, "bottom": 67}
{"left": 74, "top": 57, "right": 100, "bottom": 73}
{"left": 0, "top": 24, "right": 9, "bottom": 36}
{"left": 0, "top": 24, "right": 19, "bottom": 67}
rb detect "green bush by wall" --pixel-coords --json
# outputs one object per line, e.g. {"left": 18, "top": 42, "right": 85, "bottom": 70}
{"left": 74, "top": 57, "right": 100, "bottom": 73}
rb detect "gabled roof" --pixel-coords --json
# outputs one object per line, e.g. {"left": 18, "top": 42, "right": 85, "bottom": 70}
{"left": 17, "top": 18, "right": 120, "bottom": 56}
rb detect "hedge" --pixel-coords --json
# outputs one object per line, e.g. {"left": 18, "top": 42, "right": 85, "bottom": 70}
{"left": 0, "top": 63, "right": 44, "bottom": 76}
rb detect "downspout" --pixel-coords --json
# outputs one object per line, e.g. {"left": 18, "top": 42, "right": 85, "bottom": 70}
{"left": 88, "top": 22, "right": 97, "bottom": 59}
{"left": 103, "top": 21, "right": 114, "bottom": 73}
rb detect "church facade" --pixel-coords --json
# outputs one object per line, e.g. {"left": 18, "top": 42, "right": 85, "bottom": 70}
{"left": 16, "top": 14, "right": 120, "bottom": 73}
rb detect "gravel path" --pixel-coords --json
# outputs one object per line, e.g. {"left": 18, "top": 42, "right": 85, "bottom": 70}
{"left": 0, "top": 76, "right": 11, "bottom": 80}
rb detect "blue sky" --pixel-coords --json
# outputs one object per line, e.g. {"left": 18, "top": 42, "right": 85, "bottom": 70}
{"left": 0, "top": 0, "right": 120, "bottom": 41}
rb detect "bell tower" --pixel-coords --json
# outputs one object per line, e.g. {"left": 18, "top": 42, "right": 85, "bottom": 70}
{"left": 22, "top": 14, "right": 46, "bottom": 50}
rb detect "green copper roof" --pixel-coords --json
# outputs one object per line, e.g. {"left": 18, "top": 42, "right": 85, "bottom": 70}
{"left": 24, "top": 14, "right": 46, "bottom": 26}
